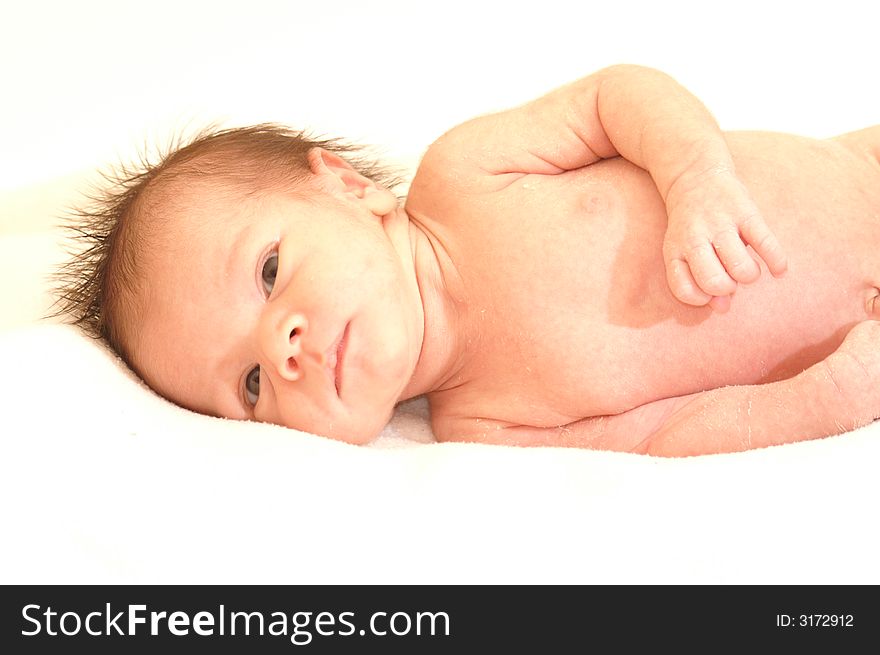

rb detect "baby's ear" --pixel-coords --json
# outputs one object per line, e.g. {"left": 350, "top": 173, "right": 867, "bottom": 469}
{"left": 307, "top": 147, "right": 396, "bottom": 216}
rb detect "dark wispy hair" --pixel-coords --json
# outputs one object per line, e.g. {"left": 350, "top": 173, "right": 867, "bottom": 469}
{"left": 51, "top": 123, "right": 404, "bottom": 367}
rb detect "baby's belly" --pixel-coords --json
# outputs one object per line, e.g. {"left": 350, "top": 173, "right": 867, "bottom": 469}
{"left": 457, "top": 133, "right": 880, "bottom": 425}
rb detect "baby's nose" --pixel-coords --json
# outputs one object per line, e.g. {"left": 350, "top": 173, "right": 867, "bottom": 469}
{"left": 260, "top": 310, "right": 308, "bottom": 382}
{"left": 278, "top": 328, "right": 302, "bottom": 381}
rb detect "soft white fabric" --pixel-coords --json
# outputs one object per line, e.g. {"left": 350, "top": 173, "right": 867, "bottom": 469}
{"left": 2, "top": 317, "right": 880, "bottom": 583}
{"left": 3, "top": 0, "right": 879, "bottom": 585}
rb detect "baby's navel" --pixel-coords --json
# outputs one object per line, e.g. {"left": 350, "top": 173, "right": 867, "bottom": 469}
{"left": 866, "top": 286, "right": 880, "bottom": 318}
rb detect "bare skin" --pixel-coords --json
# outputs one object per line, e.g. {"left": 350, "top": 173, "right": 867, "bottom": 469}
{"left": 136, "top": 65, "right": 880, "bottom": 456}
{"left": 410, "top": 128, "right": 880, "bottom": 454}
{"left": 402, "top": 66, "right": 880, "bottom": 455}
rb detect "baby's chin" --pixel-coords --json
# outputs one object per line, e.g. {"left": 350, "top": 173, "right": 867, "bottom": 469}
{"left": 287, "top": 402, "right": 396, "bottom": 446}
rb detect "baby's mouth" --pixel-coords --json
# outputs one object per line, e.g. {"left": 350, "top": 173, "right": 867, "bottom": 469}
{"left": 325, "top": 322, "right": 350, "bottom": 397}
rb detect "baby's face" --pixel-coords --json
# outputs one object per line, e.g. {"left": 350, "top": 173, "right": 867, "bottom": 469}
{"left": 134, "top": 181, "right": 424, "bottom": 443}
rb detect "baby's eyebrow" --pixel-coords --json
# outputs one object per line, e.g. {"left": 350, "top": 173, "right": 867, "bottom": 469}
{"left": 190, "top": 348, "right": 243, "bottom": 422}
{"left": 223, "top": 222, "right": 252, "bottom": 281}
{"left": 208, "top": 362, "right": 252, "bottom": 423}
{"left": 202, "top": 222, "right": 259, "bottom": 422}
{"left": 220, "top": 337, "right": 257, "bottom": 423}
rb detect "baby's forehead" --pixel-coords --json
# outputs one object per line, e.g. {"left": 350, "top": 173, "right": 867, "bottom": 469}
{"left": 145, "top": 178, "right": 296, "bottom": 271}
{"left": 151, "top": 178, "right": 261, "bottom": 240}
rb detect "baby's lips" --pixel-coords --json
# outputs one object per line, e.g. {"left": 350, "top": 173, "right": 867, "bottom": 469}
{"left": 321, "top": 328, "right": 345, "bottom": 370}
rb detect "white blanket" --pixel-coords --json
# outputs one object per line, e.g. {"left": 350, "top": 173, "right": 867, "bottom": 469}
{"left": 2, "top": 0, "right": 879, "bottom": 584}
{"left": 3, "top": 320, "right": 880, "bottom": 584}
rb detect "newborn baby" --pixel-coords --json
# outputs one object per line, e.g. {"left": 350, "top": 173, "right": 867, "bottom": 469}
{"left": 58, "top": 65, "right": 880, "bottom": 456}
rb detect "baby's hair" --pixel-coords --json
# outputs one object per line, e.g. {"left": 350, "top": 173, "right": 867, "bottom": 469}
{"left": 51, "top": 123, "right": 404, "bottom": 368}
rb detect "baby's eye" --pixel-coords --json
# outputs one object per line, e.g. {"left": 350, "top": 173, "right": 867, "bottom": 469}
{"left": 261, "top": 252, "right": 278, "bottom": 295}
{"left": 244, "top": 365, "right": 261, "bottom": 406}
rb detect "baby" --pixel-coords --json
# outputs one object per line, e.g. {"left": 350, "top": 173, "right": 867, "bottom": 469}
{"left": 57, "top": 65, "right": 880, "bottom": 456}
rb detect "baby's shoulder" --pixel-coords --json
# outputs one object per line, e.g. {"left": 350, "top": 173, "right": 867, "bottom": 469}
{"left": 411, "top": 126, "right": 482, "bottom": 191}
{"left": 410, "top": 114, "right": 525, "bottom": 197}
{"left": 406, "top": 130, "right": 494, "bottom": 224}
{"left": 408, "top": 140, "right": 535, "bottom": 242}
{"left": 831, "top": 125, "right": 880, "bottom": 166}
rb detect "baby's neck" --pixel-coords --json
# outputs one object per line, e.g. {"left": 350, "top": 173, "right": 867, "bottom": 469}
{"left": 397, "top": 209, "right": 468, "bottom": 401}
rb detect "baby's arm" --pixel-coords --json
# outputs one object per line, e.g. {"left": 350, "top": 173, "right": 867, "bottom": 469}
{"left": 421, "top": 65, "right": 788, "bottom": 309}
{"left": 441, "top": 321, "right": 880, "bottom": 456}
{"left": 637, "top": 321, "right": 880, "bottom": 455}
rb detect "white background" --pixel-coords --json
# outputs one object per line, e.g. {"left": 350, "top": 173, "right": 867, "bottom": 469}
{"left": 1, "top": 0, "right": 878, "bottom": 198}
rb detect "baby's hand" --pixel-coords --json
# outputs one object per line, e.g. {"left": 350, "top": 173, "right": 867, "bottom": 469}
{"left": 822, "top": 320, "right": 880, "bottom": 428}
{"left": 662, "top": 167, "right": 788, "bottom": 311}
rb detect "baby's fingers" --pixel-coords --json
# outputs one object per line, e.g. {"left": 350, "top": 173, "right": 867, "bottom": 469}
{"left": 740, "top": 214, "right": 788, "bottom": 277}
{"left": 666, "top": 257, "right": 714, "bottom": 306}
{"left": 713, "top": 229, "right": 760, "bottom": 284}
{"left": 683, "top": 240, "right": 738, "bottom": 297}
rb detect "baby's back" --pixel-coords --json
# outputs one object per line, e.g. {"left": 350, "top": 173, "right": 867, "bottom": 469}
{"left": 407, "top": 130, "right": 880, "bottom": 435}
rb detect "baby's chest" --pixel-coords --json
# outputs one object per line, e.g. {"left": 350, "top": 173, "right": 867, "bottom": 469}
{"left": 437, "top": 168, "right": 676, "bottom": 423}
{"left": 459, "top": 307, "right": 665, "bottom": 428}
